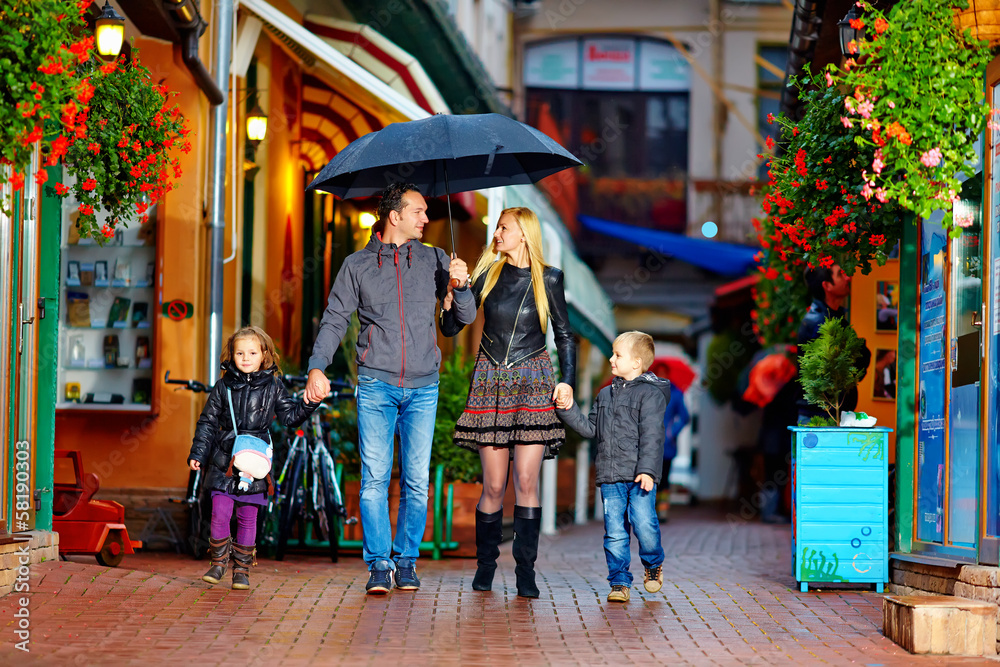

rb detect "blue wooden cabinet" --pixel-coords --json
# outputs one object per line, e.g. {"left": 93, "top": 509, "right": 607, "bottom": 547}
{"left": 788, "top": 426, "right": 891, "bottom": 593}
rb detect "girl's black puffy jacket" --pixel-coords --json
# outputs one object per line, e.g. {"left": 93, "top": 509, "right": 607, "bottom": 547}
{"left": 188, "top": 362, "right": 318, "bottom": 496}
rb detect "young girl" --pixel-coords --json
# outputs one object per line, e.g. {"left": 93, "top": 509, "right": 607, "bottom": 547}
{"left": 187, "top": 326, "right": 318, "bottom": 589}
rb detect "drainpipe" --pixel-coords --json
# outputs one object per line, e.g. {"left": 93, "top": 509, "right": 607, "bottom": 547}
{"left": 207, "top": 0, "right": 233, "bottom": 386}
{"left": 183, "top": 30, "right": 224, "bottom": 105}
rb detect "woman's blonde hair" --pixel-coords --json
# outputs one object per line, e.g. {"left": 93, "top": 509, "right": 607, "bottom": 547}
{"left": 220, "top": 326, "right": 280, "bottom": 375}
{"left": 470, "top": 207, "right": 550, "bottom": 332}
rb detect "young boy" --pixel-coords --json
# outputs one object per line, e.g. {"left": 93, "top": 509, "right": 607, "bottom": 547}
{"left": 555, "top": 331, "right": 670, "bottom": 603}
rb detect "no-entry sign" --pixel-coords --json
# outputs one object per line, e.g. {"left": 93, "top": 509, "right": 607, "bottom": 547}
{"left": 162, "top": 300, "right": 194, "bottom": 321}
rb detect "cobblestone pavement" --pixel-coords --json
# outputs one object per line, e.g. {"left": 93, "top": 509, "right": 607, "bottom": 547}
{"left": 0, "top": 506, "right": 993, "bottom": 666}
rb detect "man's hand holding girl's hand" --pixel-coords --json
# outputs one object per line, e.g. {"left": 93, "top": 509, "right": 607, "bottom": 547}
{"left": 552, "top": 382, "right": 573, "bottom": 410}
{"left": 305, "top": 368, "right": 331, "bottom": 404}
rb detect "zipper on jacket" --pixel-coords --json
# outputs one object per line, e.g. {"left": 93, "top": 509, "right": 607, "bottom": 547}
{"left": 395, "top": 248, "right": 406, "bottom": 387}
{"left": 503, "top": 284, "right": 532, "bottom": 367}
{"left": 360, "top": 327, "right": 373, "bottom": 363}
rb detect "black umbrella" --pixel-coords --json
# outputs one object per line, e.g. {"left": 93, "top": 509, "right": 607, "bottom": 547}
{"left": 305, "top": 113, "right": 582, "bottom": 254}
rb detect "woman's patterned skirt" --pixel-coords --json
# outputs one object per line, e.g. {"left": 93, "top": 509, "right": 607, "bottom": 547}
{"left": 452, "top": 348, "right": 565, "bottom": 459}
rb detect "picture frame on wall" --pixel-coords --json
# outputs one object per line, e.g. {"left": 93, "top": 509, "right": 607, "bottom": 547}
{"left": 873, "top": 348, "right": 897, "bottom": 401}
{"left": 875, "top": 281, "right": 898, "bottom": 331}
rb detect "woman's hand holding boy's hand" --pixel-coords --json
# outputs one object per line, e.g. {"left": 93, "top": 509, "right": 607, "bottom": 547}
{"left": 635, "top": 473, "right": 654, "bottom": 492}
{"left": 188, "top": 459, "right": 201, "bottom": 471}
{"left": 552, "top": 382, "right": 573, "bottom": 410}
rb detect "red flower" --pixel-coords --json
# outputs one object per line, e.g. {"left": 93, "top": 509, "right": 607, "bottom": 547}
{"left": 766, "top": 113, "right": 775, "bottom": 124}
{"left": 765, "top": 136, "right": 775, "bottom": 150}
{"left": 101, "top": 225, "right": 114, "bottom": 239}
{"left": 871, "top": 234, "right": 886, "bottom": 246}
{"left": 37, "top": 58, "right": 66, "bottom": 75}
{"left": 99, "top": 61, "right": 117, "bottom": 74}
{"left": 874, "top": 18, "right": 888, "bottom": 34}
{"left": 78, "top": 203, "right": 93, "bottom": 215}
{"left": 34, "top": 170, "right": 48, "bottom": 186}
{"left": 792, "top": 127, "right": 799, "bottom": 137}
{"left": 82, "top": 178, "right": 97, "bottom": 191}
{"left": 764, "top": 267, "right": 779, "bottom": 280}
{"left": 22, "top": 126, "right": 43, "bottom": 145}
{"left": 54, "top": 183, "right": 70, "bottom": 196}
{"left": 88, "top": 143, "right": 101, "bottom": 155}
{"left": 9, "top": 171, "right": 24, "bottom": 191}
{"left": 823, "top": 156, "right": 832, "bottom": 164}
{"left": 816, "top": 179, "right": 828, "bottom": 190}
{"left": 849, "top": 18, "right": 864, "bottom": 30}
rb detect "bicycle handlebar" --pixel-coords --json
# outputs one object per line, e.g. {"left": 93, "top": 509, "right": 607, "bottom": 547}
{"left": 164, "top": 371, "right": 210, "bottom": 394}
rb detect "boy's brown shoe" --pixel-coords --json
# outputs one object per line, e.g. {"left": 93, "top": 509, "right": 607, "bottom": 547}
{"left": 607, "top": 585, "right": 631, "bottom": 603}
{"left": 644, "top": 566, "right": 663, "bottom": 593}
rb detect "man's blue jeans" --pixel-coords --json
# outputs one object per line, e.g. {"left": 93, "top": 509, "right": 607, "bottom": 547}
{"left": 600, "top": 482, "right": 665, "bottom": 587}
{"left": 356, "top": 374, "right": 438, "bottom": 570}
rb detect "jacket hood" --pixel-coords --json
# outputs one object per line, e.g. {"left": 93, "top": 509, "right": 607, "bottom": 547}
{"left": 221, "top": 361, "right": 278, "bottom": 389}
{"left": 365, "top": 232, "right": 419, "bottom": 269}
{"left": 614, "top": 372, "right": 671, "bottom": 400}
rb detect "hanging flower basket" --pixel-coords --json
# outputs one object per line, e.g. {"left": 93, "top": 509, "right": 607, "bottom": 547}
{"left": 955, "top": 0, "right": 1000, "bottom": 46}
{"left": 0, "top": 0, "right": 91, "bottom": 207}
{"left": 55, "top": 53, "right": 189, "bottom": 243}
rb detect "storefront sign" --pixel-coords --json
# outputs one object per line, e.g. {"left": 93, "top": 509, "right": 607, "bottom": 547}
{"left": 524, "top": 40, "right": 579, "bottom": 89}
{"left": 581, "top": 38, "right": 636, "bottom": 90}
{"left": 638, "top": 41, "right": 689, "bottom": 92}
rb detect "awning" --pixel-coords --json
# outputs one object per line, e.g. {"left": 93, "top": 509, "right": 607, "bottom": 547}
{"left": 241, "top": 0, "right": 430, "bottom": 123}
{"left": 339, "top": 0, "right": 510, "bottom": 116}
{"left": 507, "top": 187, "right": 616, "bottom": 355}
{"left": 579, "top": 215, "right": 759, "bottom": 277}
{"left": 302, "top": 15, "right": 449, "bottom": 115}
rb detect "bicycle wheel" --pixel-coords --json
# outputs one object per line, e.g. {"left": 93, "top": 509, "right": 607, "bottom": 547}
{"left": 317, "top": 451, "right": 342, "bottom": 563}
{"left": 189, "top": 481, "right": 213, "bottom": 559}
{"left": 276, "top": 447, "right": 306, "bottom": 561}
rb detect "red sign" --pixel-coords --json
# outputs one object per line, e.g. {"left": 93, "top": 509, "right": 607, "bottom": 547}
{"left": 162, "top": 299, "right": 194, "bottom": 321}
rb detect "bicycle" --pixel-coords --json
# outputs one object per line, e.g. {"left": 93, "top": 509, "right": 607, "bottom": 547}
{"left": 164, "top": 370, "right": 213, "bottom": 559}
{"left": 265, "top": 375, "right": 357, "bottom": 563}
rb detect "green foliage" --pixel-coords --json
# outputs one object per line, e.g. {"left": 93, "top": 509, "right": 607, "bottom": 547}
{"left": 798, "top": 318, "right": 866, "bottom": 423}
{"left": 805, "top": 415, "right": 838, "bottom": 428}
{"left": 59, "top": 53, "right": 189, "bottom": 242}
{"left": 430, "top": 349, "right": 481, "bottom": 483}
{"left": 837, "top": 0, "right": 993, "bottom": 236}
{"left": 0, "top": 1, "right": 87, "bottom": 207}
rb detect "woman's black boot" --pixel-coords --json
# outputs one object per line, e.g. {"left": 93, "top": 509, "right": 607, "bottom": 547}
{"left": 512, "top": 505, "right": 541, "bottom": 598}
{"left": 472, "top": 507, "right": 504, "bottom": 591}
{"left": 231, "top": 542, "right": 256, "bottom": 590}
{"left": 202, "top": 537, "right": 230, "bottom": 584}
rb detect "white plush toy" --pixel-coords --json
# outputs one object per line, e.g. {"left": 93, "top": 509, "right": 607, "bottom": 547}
{"left": 227, "top": 435, "right": 274, "bottom": 492}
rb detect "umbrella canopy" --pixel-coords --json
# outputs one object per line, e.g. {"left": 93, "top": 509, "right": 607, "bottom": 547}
{"left": 648, "top": 357, "right": 697, "bottom": 392}
{"left": 305, "top": 113, "right": 582, "bottom": 199}
{"left": 737, "top": 345, "right": 797, "bottom": 409}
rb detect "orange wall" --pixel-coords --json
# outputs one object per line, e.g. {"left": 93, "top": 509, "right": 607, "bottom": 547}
{"left": 851, "top": 259, "right": 900, "bottom": 462}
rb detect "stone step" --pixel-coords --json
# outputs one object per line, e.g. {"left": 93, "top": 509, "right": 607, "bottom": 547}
{"left": 883, "top": 595, "right": 997, "bottom": 656}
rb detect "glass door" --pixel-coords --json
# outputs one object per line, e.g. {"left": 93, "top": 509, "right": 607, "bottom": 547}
{"left": 947, "top": 183, "right": 982, "bottom": 549}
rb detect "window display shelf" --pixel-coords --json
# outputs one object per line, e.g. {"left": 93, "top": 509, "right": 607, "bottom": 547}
{"left": 59, "top": 171, "right": 158, "bottom": 411}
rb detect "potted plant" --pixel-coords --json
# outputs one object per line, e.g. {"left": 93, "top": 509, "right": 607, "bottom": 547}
{"left": 790, "top": 317, "right": 891, "bottom": 593}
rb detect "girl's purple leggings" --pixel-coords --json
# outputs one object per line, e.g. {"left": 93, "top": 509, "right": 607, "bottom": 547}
{"left": 210, "top": 495, "right": 257, "bottom": 544}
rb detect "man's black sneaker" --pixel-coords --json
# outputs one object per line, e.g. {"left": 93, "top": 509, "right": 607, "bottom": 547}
{"left": 394, "top": 562, "right": 420, "bottom": 591}
{"left": 366, "top": 567, "right": 393, "bottom": 595}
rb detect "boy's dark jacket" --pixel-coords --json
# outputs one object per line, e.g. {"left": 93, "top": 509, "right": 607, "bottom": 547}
{"left": 557, "top": 372, "right": 671, "bottom": 484}
{"left": 188, "top": 362, "right": 318, "bottom": 496}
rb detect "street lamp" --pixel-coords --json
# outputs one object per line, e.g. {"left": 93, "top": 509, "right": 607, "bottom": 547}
{"left": 95, "top": 1, "right": 126, "bottom": 62}
{"left": 246, "top": 102, "right": 268, "bottom": 147}
{"left": 358, "top": 212, "right": 377, "bottom": 229}
{"left": 838, "top": 5, "right": 866, "bottom": 57}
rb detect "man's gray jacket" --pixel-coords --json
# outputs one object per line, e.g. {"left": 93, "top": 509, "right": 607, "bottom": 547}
{"left": 307, "top": 233, "right": 476, "bottom": 388}
{"left": 557, "top": 372, "right": 671, "bottom": 484}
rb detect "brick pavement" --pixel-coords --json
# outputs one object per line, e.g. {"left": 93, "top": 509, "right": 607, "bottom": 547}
{"left": 0, "top": 506, "right": 994, "bottom": 666}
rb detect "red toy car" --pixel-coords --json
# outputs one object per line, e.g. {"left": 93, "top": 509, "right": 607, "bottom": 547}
{"left": 53, "top": 449, "right": 141, "bottom": 566}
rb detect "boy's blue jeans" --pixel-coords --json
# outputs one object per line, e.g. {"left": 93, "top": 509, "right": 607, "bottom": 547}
{"left": 600, "top": 481, "right": 665, "bottom": 587}
{"left": 356, "top": 374, "right": 438, "bottom": 570}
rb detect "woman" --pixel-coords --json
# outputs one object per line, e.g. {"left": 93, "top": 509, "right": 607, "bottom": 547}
{"left": 442, "top": 207, "right": 575, "bottom": 598}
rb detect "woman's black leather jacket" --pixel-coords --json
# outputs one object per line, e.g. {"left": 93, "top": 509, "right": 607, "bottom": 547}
{"left": 442, "top": 263, "right": 576, "bottom": 388}
{"left": 188, "top": 362, "right": 318, "bottom": 496}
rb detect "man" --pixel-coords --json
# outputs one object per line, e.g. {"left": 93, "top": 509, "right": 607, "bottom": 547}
{"left": 304, "top": 182, "right": 476, "bottom": 594}
{"left": 796, "top": 264, "right": 871, "bottom": 425}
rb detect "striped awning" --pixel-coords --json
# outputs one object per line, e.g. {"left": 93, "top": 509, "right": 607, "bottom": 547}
{"left": 303, "top": 15, "right": 449, "bottom": 116}
{"left": 300, "top": 74, "right": 384, "bottom": 171}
